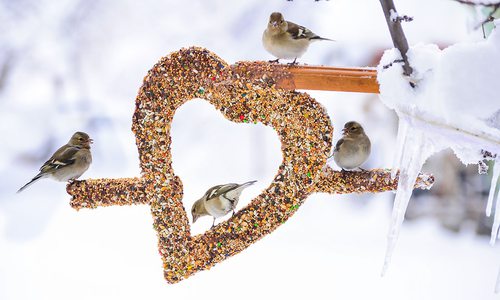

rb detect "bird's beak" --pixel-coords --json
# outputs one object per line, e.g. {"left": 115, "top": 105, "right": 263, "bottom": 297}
{"left": 89, "top": 138, "right": 94, "bottom": 144}
{"left": 342, "top": 128, "right": 347, "bottom": 134}
{"left": 192, "top": 215, "right": 198, "bottom": 223}
{"left": 271, "top": 21, "right": 278, "bottom": 27}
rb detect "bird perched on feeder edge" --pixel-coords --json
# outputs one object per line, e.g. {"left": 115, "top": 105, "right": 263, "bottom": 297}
{"left": 332, "top": 121, "right": 371, "bottom": 171}
{"left": 262, "top": 11, "right": 333, "bottom": 64}
{"left": 191, "top": 180, "right": 257, "bottom": 228}
{"left": 17, "top": 131, "right": 93, "bottom": 193}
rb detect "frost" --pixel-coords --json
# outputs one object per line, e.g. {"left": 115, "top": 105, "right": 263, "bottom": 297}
{"left": 389, "top": 9, "right": 399, "bottom": 23}
{"left": 377, "top": 25, "right": 500, "bottom": 277}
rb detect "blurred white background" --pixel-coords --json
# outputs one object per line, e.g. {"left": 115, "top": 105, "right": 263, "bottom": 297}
{"left": 1, "top": 0, "right": 498, "bottom": 299}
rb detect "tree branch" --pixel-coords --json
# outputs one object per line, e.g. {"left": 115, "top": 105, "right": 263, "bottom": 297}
{"left": 453, "top": 0, "right": 500, "bottom": 7}
{"left": 453, "top": 0, "right": 500, "bottom": 35}
{"left": 379, "top": 0, "right": 413, "bottom": 77}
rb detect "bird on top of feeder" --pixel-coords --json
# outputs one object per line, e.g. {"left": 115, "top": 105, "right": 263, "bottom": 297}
{"left": 262, "top": 12, "right": 333, "bottom": 64}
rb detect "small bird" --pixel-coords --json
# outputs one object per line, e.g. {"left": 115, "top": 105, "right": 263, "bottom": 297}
{"left": 191, "top": 180, "right": 257, "bottom": 228}
{"left": 333, "top": 121, "right": 371, "bottom": 171}
{"left": 17, "top": 131, "right": 93, "bottom": 193}
{"left": 262, "top": 12, "right": 333, "bottom": 64}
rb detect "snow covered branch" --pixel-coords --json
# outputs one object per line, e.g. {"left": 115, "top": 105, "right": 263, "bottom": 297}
{"left": 389, "top": 10, "right": 414, "bottom": 23}
{"left": 379, "top": 0, "right": 413, "bottom": 77}
{"left": 454, "top": 0, "right": 500, "bottom": 33}
{"left": 453, "top": 0, "right": 500, "bottom": 7}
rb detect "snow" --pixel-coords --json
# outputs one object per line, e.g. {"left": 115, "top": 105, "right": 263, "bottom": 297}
{"left": 377, "top": 21, "right": 500, "bottom": 284}
{"left": 390, "top": 9, "right": 399, "bottom": 23}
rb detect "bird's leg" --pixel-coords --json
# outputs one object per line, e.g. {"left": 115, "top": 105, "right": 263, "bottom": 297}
{"left": 268, "top": 58, "right": 280, "bottom": 63}
{"left": 232, "top": 210, "right": 235, "bottom": 217}
{"left": 211, "top": 217, "right": 216, "bottom": 228}
{"left": 287, "top": 58, "right": 298, "bottom": 66}
{"left": 358, "top": 167, "right": 367, "bottom": 172}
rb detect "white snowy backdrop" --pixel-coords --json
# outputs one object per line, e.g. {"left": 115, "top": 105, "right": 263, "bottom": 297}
{"left": 0, "top": 0, "right": 498, "bottom": 299}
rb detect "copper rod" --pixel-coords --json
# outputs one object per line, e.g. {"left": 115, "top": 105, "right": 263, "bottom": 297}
{"left": 278, "top": 65, "right": 379, "bottom": 93}
{"left": 231, "top": 62, "right": 380, "bottom": 94}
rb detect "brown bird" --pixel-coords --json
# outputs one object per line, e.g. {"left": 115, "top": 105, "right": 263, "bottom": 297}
{"left": 191, "top": 181, "right": 257, "bottom": 228}
{"left": 18, "top": 131, "right": 93, "bottom": 193}
{"left": 333, "top": 121, "right": 371, "bottom": 171}
{"left": 262, "top": 12, "right": 333, "bottom": 64}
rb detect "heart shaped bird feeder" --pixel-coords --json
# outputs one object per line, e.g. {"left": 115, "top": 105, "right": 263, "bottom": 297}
{"left": 67, "top": 47, "right": 433, "bottom": 283}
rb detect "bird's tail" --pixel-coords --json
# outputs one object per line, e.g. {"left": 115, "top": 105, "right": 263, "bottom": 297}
{"left": 17, "top": 173, "right": 45, "bottom": 193}
{"left": 240, "top": 180, "right": 257, "bottom": 188}
{"left": 310, "top": 36, "right": 335, "bottom": 42}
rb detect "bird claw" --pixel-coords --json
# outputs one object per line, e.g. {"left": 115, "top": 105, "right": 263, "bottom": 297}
{"left": 268, "top": 59, "right": 280, "bottom": 63}
{"left": 287, "top": 58, "right": 299, "bottom": 66}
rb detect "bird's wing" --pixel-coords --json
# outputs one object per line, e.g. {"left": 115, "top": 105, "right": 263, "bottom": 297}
{"left": 286, "top": 21, "right": 318, "bottom": 40}
{"left": 334, "top": 138, "right": 344, "bottom": 152}
{"left": 205, "top": 183, "right": 241, "bottom": 201}
{"left": 40, "top": 145, "right": 80, "bottom": 172}
{"left": 204, "top": 184, "right": 231, "bottom": 199}
{"left": 221, "top": 182, "right": 254, "bottom": 201}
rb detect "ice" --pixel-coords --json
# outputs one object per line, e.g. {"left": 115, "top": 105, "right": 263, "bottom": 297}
{"left": 378, "top": 24, "right": 500, "bottom": 277}
{"left": 486, "top": 159, "right": 499, "bottom": 217}
{"left": 489, "top": 158, "right": 500, "bottom": 244}
{"left": 391, "top": 118, "right": 408, "bottom": 180}
{"left": 382, "top": 116, "right": 440, "bottom": 276}
{"left": 496, "top": 266, "right": 500, "bottom": 294}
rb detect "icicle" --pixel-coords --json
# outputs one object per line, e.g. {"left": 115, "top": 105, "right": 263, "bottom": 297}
{"left": 486, "top": 159, "right": 499, "bottom": 217}
{"left": 489, "top": 158, "right": 500, "bottom": 245}
{"left": 495, "top": 265, "right": 500, "bottom": 294}
{"left": 391, "top": 117, "right": 409, "bottom": 180}
{"left": 382, "top": 121, "right": 433, "bottom": 276}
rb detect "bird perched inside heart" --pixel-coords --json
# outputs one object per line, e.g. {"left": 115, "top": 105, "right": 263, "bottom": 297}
{"left": 67, "top": 47, "right": 434, "bottom": 283}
